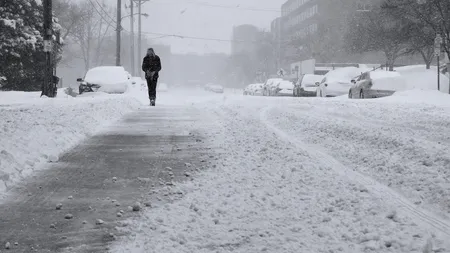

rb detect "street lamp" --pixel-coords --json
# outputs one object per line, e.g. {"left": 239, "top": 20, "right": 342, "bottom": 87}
{"left": 121, "top": 12, "right": 149, "bottom": 21}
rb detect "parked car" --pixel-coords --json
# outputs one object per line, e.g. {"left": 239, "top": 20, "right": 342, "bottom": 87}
{"left": 252, "top": 83, "right": 264, "bottom": 96}
{"left": 263, "top": 78, "right": 282, "bottom": 96}
{"left": 77, "top": 66, "right": 132, "bottom": 94}
{"left": 274, "top": 80, "right": 294, "bottom": 96}
{"left": 244, "top": 83, "right": 264, "bottom": 96}
{"left": 294, "top": 74, "right": 323, "bottom": 97}
{"left": 205, "top": 83, "right": 224, "bottom": 93}
{"left": 316, "top": 67, "right": 367, "bottom": 97}
{"left": 243, "top": 84, "right": 253, "bottom": 95}
{"left": 349, "top": 71, "right": 407, "bottom": 99}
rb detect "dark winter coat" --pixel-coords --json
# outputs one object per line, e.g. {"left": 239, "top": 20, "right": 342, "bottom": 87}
{"left": 142, "top": 55, "right": 162, "bottom": 79}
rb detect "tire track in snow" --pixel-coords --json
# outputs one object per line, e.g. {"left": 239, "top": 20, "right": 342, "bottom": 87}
{"left": 260, "top": 105, "right": 450, "bottom": 238}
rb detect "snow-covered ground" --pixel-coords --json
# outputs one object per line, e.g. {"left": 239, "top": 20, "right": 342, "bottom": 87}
{"left": 0, "top": 85, "right": 227, "bottom": 198}
{"left": 111, "top": 91, "right": 450, "bottom": 253}
{"left": 0, "top": 88, "right": 139, "bottom": 196}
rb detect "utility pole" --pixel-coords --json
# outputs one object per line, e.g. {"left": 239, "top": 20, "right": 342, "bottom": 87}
{"left": 435, "top": 34, "right": 442, "bottom": 91}
{"left": 42, "top": 0, "right": 55, "bottom": 97}
{"left": 116, "top": 0, "right": 122, "bottom": 66}
{"left": 130, "top": 0, "right": 135, "bottom": 75}
{"left": 136, "top": 0, "right": 150, "bottom": 78}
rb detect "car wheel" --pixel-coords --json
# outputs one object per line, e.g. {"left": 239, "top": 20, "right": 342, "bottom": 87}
{"left": 348, "top": 89, "right": 353, "bottom": 99}
{"left": 360, "top": 89, "right": 365, "bottom": 99}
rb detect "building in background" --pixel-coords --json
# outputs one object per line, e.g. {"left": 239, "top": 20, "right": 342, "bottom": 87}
{"left": 231, "top": 24, "right": 260, "bottom": 55}
{"left": 271, "top": 17, "right": 282, "bottom": 71}
{"left": 279, "top": 0, "right": 381, "bottom": 64}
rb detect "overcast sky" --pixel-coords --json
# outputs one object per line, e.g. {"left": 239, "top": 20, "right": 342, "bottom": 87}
{"left": 114, "top": 0, "right": 285, "bottom": 54}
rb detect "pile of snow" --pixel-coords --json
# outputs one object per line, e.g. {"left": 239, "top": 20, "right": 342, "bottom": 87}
{"left": 379, "top": 89, "right": 450, "bottom": 107}
{"left": 0, "top": 90, "right": 142, "bottom": 197}
{"left": 396, "top": 65, "right": 450, "bottom": 93}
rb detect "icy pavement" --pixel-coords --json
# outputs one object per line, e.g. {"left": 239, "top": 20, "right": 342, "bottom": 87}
{"left": 111, "top": 92, "right": 450, "bottom": 253}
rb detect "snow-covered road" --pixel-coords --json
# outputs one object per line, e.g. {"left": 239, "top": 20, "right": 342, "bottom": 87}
{"left": 112, "top": 91, "right": 450, "bottom": 253}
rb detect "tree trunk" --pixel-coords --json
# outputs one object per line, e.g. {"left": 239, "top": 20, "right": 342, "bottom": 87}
{"left": 419, "top": 50, "right": 433, "bottom": 69}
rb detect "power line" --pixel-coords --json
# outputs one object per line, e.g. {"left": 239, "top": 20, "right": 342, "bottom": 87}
{"left": 87, "top": 0, "right": 117, "bottom": 26}
{"left": 152, "top": 0, "right": 281, "bottom": 13}
{"left": 93, "top": 0, "right": 118, "bottom": 24}
{"left": 125, "top": 30, "right": 291, "bottom": 44}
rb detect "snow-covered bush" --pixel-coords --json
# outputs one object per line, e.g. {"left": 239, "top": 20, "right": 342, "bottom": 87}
{"left": 0, "top": 0, "right": 62, "bottom": 91}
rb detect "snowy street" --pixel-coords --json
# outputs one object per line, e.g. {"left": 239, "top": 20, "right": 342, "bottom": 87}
{"left": 110, "top": 92, "right": 450, "bottom": 253}
{"left": 1, "top": 89, "right": 450, "bottom": 252}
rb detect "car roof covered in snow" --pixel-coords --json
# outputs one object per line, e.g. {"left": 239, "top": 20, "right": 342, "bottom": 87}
{"left": 301, "top": 74, "right": 323, "bottom": 87}
{"left": 85, "top": 66, "right": 128, "bottom": 85}
{"left": 325, "top": 67, "right": 368, "bottom": 83}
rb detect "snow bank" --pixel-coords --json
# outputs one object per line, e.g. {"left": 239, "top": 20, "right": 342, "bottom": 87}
{"left": 396, "top": 66, "right": 450, "bottom": 93}
{"left": 380, "top": 89, "right": 450, "bottom": 107}
{"left": 0, "top": 90, "right": 142, "bottom": 197}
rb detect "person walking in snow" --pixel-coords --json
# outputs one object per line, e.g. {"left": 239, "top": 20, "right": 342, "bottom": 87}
{"left": 142, "top": 48, "right": 162, "bottom": 106}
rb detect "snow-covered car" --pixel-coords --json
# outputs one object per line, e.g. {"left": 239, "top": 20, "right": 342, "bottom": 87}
{"left": 274, "top": 80, "right": 294, "bottom": 96}
{"left": 294, "top": 74, "right": 323, "bottom": 97}
{"left": 77, "top": 66, "right": 131, "bottom": 94}
{"left": 244, "top": 83, "right": 264, "bottom": 96}
{"left": 243, "top": 84, "right": 253, "bottom": 95}
{"left": 251, "top": 83, "right": 264, "bottom": 96}
{"left": 316, "top": 67, "right": 367, "bottom": 97}
{"left": 204, "top": 83, "right": 215, "bottom": 91}
{"left": 263, "top": 78, "right": 283, "bottom": 96}
{"left": 349, "top": 71, "right": 408, "bottom": 99}
{"left": 157, "top": 83, "right": 169, "bottom": 92}
{"left": 205, "top": 84, "right": 224, "bottom": 93}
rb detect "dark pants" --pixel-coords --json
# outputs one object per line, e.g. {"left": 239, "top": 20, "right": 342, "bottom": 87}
{"left": 146, "top": 76, "right": 158, "bottom": 100}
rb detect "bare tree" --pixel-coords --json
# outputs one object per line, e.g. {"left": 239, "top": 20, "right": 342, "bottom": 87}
{"left": 385, "top": 0, "right": 450, "bottom": 61}
{"left": 55, "top": 0, "right": 115, "bottom": 70}
{"left": 345, "top": 6, "right": 413, "bottom": 71}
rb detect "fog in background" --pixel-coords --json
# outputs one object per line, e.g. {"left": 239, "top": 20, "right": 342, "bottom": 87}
{"left": 57, "top": 0, "right": 284, "bottom": 88}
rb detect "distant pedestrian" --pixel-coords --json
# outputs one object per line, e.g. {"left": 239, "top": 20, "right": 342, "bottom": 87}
{"left": 142, "top": 48, "right": 162, "bottom": 106}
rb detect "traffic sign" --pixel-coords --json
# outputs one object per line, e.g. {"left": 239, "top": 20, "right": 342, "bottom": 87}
{"left": 44, "top": 40, "right": 53, "bottom": 52}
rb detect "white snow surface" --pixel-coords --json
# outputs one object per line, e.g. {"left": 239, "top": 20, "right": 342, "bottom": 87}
{"left": 1, "top": 19, "right": 16, "bottom": 29}
{"left": 0, "top": 87, "right": 145, "bottom": 197}
{"left": 395, "top": 66, "right": 450, "bottom": 93}
{"left": 83, "top": 66, "right": 130, "bottom": 94}
{"left": 111, "top": 91, "right": 450, "bottom": 253}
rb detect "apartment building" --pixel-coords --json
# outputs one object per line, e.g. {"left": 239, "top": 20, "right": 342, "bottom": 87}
{"left": 279, "top": 0, "right": 376, "bottom": 63}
